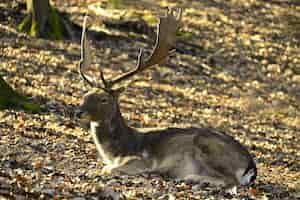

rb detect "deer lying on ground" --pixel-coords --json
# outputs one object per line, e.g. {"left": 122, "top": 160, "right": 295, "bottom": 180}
{"left": 78, "top": 9, "right": 256, "bottom": 187}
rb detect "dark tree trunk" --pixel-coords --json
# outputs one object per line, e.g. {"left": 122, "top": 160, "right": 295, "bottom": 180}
{"left": 18, "top": 0, "right": 73, "bottom": 40}
{"left": 26, "top": 0, "right": 49, "bottom": 36}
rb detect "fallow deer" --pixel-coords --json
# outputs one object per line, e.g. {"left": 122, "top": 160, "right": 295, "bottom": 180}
{"left": 78, "top": 9, "right": 256, "bottom": 187}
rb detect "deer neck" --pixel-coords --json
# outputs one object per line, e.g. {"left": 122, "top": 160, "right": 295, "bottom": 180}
{"left": 92, "top": 102, "right": 130, "bottom": 134}
{"left": 107, "top": 104, "right": 128, "bottom": 133}
{"left": 90, "top": 103, "right": 139, "bottom": 160}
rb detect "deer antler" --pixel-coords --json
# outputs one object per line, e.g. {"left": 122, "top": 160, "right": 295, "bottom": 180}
{"left": 79, "top": 15, "right": 94, "bottom": 87}
{"left": 108, "top": 8, "right": 182, "bottom": 87}
{"left": 79, "top": 15, "right": 109, "bottom": 91}
{"left": 79, "top": 9, "right": 182, "bottom": 91}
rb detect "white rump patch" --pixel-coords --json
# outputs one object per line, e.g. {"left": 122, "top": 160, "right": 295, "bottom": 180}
{"left": 236, "top": 168, "right": 255, "bottom": 185}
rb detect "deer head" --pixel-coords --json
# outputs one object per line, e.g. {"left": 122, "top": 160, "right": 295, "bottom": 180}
{"left": 78, "top": 9, "right": 182, "bottom": 124}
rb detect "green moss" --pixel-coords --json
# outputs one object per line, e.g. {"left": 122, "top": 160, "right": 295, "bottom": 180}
{"left": 29, "top": 20, "right": 38, "bottom": 37}
{"left": 0, "top": 76, "right": 43, "bottom": 113}
{"left": 17, "top": 15, "right": 32, "bottom": 33}
{"left": 21, "top": 101, "right": 44, "bottom": 113}
{"left": 17, "top": 4, "right": 67, "bottom": 40}
{"left": 0, "top": 76, "right": 25, "bottom": 100}
{"left": 47, "top": 5, "right": 63, "bottom": 40}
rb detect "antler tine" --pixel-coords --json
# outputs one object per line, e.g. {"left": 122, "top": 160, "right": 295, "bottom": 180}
{"left": 107, "top": 8, "right": 182, "bottom": 87}
{"left": 79, "top": 15, "right": 110, "bottom": 90}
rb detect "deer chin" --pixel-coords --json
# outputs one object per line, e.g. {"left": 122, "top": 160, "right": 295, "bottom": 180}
{"left": 77, "top": 112, "right": 91, "bottom": 129}
{"left": 89, "top": 118, "right": 116, "bottom": 133}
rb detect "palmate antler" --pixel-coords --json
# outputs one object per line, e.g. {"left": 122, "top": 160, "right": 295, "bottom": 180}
{"left": 79, "top": 9, "right": 182, "bottom": 92}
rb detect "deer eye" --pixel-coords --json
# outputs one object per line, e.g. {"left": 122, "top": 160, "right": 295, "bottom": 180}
{"left": 99, "top": 98, "right": 109, "bottom": 103}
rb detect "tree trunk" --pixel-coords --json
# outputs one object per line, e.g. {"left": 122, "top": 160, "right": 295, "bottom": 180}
{"left": 0, "top": 75, "right": 42, "bottom": 112}
{"left": 18, "top": 0, "right": 73, "bottom": 40}
{"left": 26, "top": 0, "right": 49, "bottom": 36}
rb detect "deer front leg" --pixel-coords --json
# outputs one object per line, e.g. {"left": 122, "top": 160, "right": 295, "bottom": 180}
{"left": 112, "top": 159, "right": 152, "bottom": 175}
{"left": 102, "top": 157, "right": 151, "bottom": 175}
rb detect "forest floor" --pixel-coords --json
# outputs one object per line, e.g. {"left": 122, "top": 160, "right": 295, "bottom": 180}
{"left": 0, "top": 0, "right": 299, "bottom": 199}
